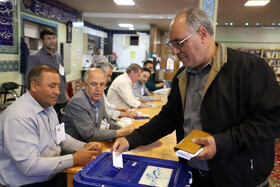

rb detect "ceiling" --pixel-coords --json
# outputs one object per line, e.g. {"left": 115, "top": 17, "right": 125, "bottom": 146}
{"left": 58, "top": 0, "right": 280, "bottom": 32}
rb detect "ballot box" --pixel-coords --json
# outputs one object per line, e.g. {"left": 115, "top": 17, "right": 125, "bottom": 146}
{"left": 74, "top": 152, "right": 191, "bottom": 187}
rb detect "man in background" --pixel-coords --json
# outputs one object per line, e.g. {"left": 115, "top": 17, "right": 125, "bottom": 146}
{"left": 132, "top": 67, "right": 161, "bottom": 102}
{"left": 107, "top": 63, "right": 152, "bottom": 108}
{"left": 95, "top": 61, "right": 138, "bottom": 120}
{"left": 62, "top": 68, "right": 135, "bottom": 142}
{"left": 143, "top": 60, "right": 165, "bottom": 91}
{"left": 0, "top": 65, "right": 101, "bottom": 187}
{"left": 25, "top": 28, "right": 69, "bottom": 113}
{"left": 92, "top": 48, "right": 107, "bottom": 67}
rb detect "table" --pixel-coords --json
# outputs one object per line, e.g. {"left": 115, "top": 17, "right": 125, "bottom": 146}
{"left": 63, "top": 95, "right": 178, "bottom": 187}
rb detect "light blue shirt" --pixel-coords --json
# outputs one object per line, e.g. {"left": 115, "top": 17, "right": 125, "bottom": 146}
{"left": 0, "top": 91, "right": 85, "bottom": 186}
{"left": 86, "top": 93, "right": 102, "bottom": 125}
{"left": 132, "top": 80, "right": 154, "bottom": 102}
{"left": 183, "top": 60, "right": 212, "bottom": 171}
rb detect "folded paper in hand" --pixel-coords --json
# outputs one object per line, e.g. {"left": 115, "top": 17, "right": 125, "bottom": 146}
{"left": 174, "top": 129, "right": 211, "bottom": 160}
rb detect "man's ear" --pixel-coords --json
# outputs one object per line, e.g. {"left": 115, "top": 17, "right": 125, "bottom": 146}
{"left": 197, "top": 27, "right": 208, "bottom": 43}
{"left": 30, "top": 81, "right": 37, "bottom": 92}
{"left": 199, "top": 27, "right": 208, "bottom": 37}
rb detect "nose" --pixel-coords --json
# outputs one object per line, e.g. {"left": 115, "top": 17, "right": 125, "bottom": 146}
{"left": 171, "top": 46, "right": 180, "bottom": 55}
{"left": 54, "top": 86, "right": 60, "bottom": 95}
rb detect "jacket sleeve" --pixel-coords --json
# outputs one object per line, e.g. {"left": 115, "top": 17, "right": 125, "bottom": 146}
{"left": 126, "top": 69, "right": 184, "bottom": 149}
{"left": 145, "top": 76, "right": 158, "bottom": 91}
{"left": 25, "top": 55, "right": 38, "bottom": 86}
{"left": 212, "top": 55, "right": 280, "bottom": 156}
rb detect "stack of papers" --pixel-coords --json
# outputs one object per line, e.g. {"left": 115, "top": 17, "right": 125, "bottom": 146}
{"left": 174, "top": 129, "right": 211, "bottom": 160}
{"left": 175, "top": 148, "right": 204, "bottom": 160}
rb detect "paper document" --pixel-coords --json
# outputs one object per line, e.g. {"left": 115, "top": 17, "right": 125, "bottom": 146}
{"left": 113, "top": 151, "right": 123, "bottom": 168}
{"left": 175, "top": 147, "right": 204, "bottom": 160}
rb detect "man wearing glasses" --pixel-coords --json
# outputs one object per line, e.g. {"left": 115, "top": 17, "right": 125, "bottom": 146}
{"left": 26, "top": 28, "right": 69, "bottom": 115}
{"left": 112, "top": 8, "right": 280, "bottom": 187}
{"left": 62, "top": 68, "right": 135, "bottom": 142}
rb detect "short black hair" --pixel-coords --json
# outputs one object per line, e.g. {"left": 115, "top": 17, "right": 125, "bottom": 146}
{"left": 142, "top": 67, "right": 151, "bottom": 75}
{"left": 143, "top": 60, "right": 153, "bottom": 67}
{"left": 40, "top": 28, "right": 56, "bottom": 40}
{"left": 27, "top": 65, "right": 58, "bottom": 90}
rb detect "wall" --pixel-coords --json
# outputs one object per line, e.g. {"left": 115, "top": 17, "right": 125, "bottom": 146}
{"left": 113, "top": 34, "right": 150, "bottom": 68}
{"left": 65, "top": 28, "right": 84, "bottom": 81}
{"left": 0, "top": 1, "right": 21, "bottom": 97}
{"left": 216, "top": 27, "right": 280, "bottom": 49}
{"left": 0, "top": 1, "right": 84, "bottom": 103}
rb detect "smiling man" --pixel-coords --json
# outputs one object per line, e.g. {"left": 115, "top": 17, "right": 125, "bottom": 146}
{"left": 0, "top": 65, "right": 102, "bottom": 187}
{"left": 112, "top": 8, "right": 280, "bottom": 187}
{"left": 62, "top": 68, "right": 135, "bottom": 142}
{"left": 132, "top": 67, "right": 161, "bottom": 102}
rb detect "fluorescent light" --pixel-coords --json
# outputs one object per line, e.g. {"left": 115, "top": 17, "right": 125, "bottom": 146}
{"left": 119, "top": 23, "right": 134, "bottom": 28}
{"left": 72, "top": 21, "right": 84, "bottom": 28}
{"left": 245, "top": 0, "right": 270, "bottom": 6}
{"left": 128, "top": 27, "right": 134, "bottom": 30}
{"left": 114, "top": 0, "right": 135, "bottom": 5}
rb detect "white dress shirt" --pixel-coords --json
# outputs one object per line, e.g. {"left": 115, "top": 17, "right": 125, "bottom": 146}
{"left": 103, "top": 95, "right": 121, "bottom": 121}
{"left": 107, "top": 73, "right": 141, "bottom": 108}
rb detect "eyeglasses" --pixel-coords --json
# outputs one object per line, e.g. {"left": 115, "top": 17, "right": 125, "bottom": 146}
{"left": 166, "top": 31, "right": 197, "bottom": 49}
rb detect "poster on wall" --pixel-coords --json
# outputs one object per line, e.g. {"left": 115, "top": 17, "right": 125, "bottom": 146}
{"left": 0, "top": 0, "right": 18, "bottom": 54}
{"left": 130, "top": 51, "right": 136, "bottom": 60}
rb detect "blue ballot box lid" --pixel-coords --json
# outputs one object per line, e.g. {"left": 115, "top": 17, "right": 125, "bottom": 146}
{"left": 74, "top": 152, "right": 191, "bottom": 187}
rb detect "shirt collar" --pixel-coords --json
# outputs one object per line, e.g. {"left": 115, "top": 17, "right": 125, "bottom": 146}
{"left": 187, "top": 59, "right": 213, "bottom": 73}
{"left": 83, "top": 89, "right": 101, "bottom": 108}
{"left": 124, "top": 72, "right": 132, "bottom": 85}
{"left": 25, "top": 91, "right": 53, "bottom": 114}
{"left": 41, "top": 46, "right": 57, "bottom": 56}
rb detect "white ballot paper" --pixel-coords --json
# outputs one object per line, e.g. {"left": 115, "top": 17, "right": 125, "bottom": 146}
{"left": 175, "top": 147, "right": 204, "bottom": 160}
{"left": 113, "top": 151, "right": 123, "bottom": 168}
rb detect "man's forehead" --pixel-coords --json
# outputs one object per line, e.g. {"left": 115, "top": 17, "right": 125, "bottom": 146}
{"left": 89, "top": 71, "right": 105, "bottom": 80}
{"left": 169, "top": 14, "right": 187, "bottom": 38}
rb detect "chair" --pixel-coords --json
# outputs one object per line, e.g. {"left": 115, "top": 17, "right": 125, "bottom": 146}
{"left": 0, "top": 82, "right": 21, "bottom": 104}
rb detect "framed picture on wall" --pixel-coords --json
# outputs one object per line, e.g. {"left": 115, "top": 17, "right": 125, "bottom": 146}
{"left": 0, "top": 0, "right": 18, "bottom": 54}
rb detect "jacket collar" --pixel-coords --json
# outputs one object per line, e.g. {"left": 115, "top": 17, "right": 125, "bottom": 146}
{"left": 177, "top": 42, "right": 228, "bottom": 110}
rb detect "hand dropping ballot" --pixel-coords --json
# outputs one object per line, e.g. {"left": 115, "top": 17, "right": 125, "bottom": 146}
{"left": 113, "top": 151, "right": 123, "bottom": 168}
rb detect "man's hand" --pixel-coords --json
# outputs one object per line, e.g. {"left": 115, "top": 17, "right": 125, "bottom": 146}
{"left": 153, "top": 95, "right": 161, "bottom": 101}
{"left": 192, "top": 136, "right": 216, "bottom": 160}
{"left": 84, "top": 142, "right": 102, "bottom": 153}
{"left": 111, "top": 137, "right": 130, "bottom": 156}
{"left": 72, "top": 143, "right": 102, "bottom": 166}
{"left": 156, "top": 82, "right": 165, "bottom": 88}
{"left": 116, "top": 125, "right": 136, "bottom": 137}
{"left": 119, "top": 110, "right": 138, "bottom": 118}
{"left": 115, "top": 107, "right": 130, "bottom": 112}
{"left": 139, "top": 102, "right": 153, "bottom": 108}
